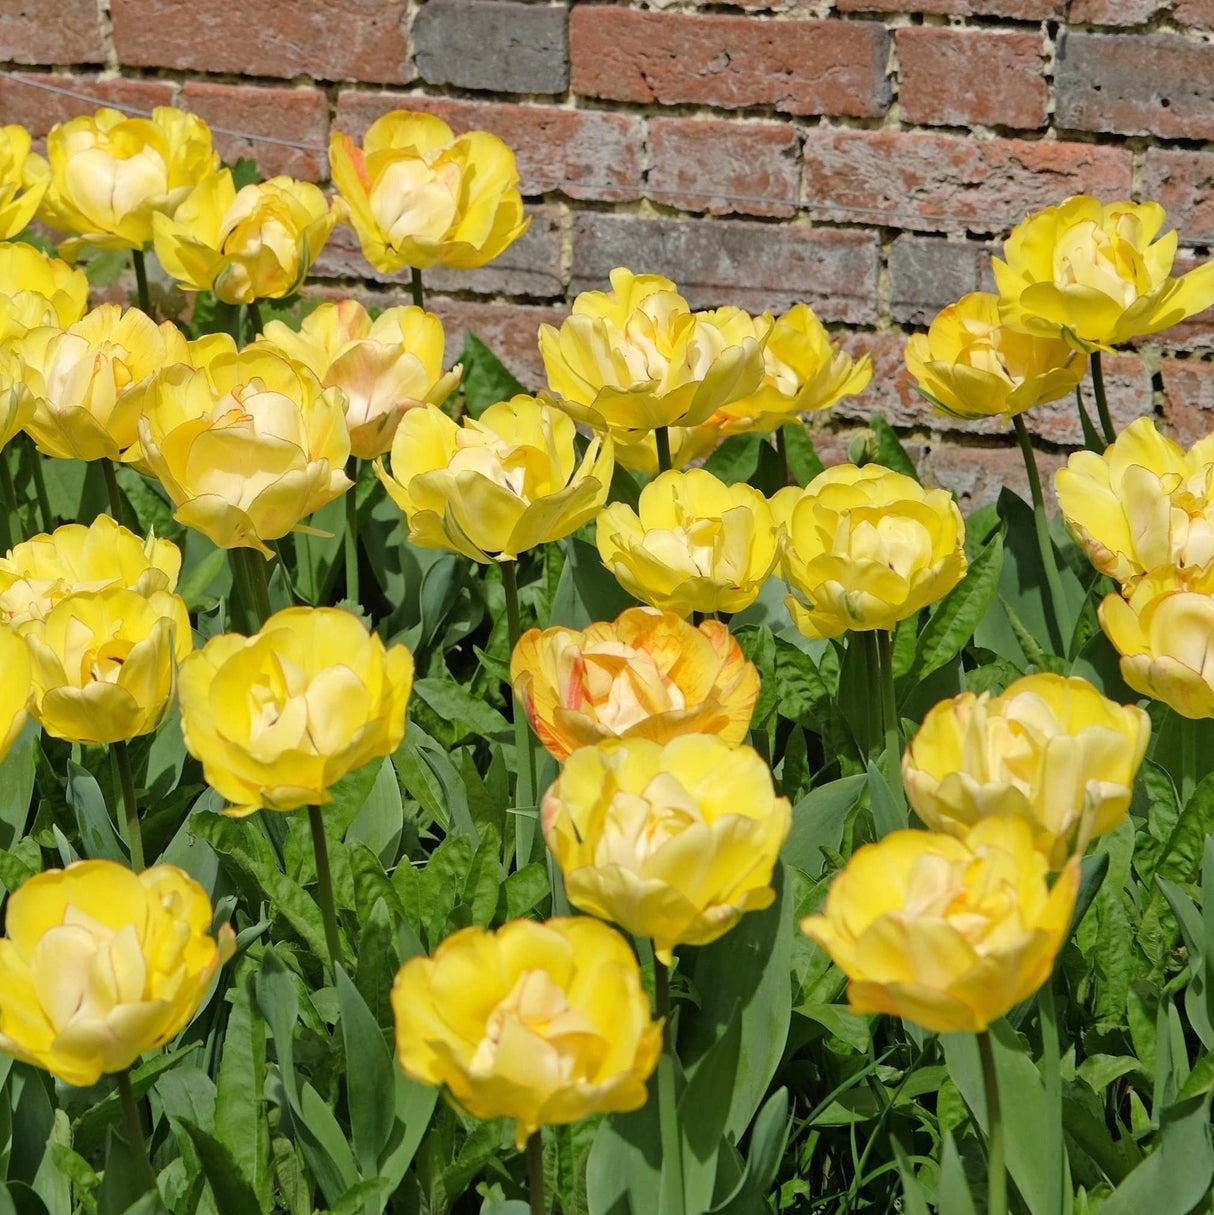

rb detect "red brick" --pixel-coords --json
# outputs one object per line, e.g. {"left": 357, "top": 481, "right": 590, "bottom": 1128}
{"left": 433, "top": 298, "right": 567, "bottom": 389}
{"left": 1141, "top": 150, "right": 1214, "bottom": 246}
{"left": 313, "top": 205, "right": 565, "bottom": 300}
{"left": 0, "top": 74, "right": 176, "bottom": 141}
{"left": 927, "top": 444, "right": 1067, "bottom": 515}
{"left": 569, "top": 9, "right": 889, "bottom": 117}
{"left": 0, "top": 0, "right": 104, "bottom": 65}
{"left": 334, "top": 93, "right": 643, "bottom": 203}
{"left": 570, "top": 213, "right": 880, "bottom": 323}
{"left": 1056, "top": 32, "right": 1214, "bottom": 140}
{"left": 836, "top": 0, "right": 1062, "bottom": 13}
{"left": 648, "top": 119, "right": 799, "bottom": 219}
{"left": 1067, "top": 0, "right": 1163, "bottom": 23}
{"left": 897, "top": 29, "right": 1047, "bottom": 130}
{"left": 803, "top": 130, "right": 1132, "bottom": 235}
{"left": 181, "top": 83, "right": 328, "bottom": 183}
{"left": 1174, "top": 0, "right": 1214, "bottom": 27}
{"left": 111, "top": 0, "right": 411, "bottom": 84}
{"left": 1162, "top": 360, "right": 1214, "bottom": 447}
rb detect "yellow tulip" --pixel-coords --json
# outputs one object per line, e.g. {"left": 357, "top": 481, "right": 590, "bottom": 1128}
{"left": 542, "top": 736, "right": 790, "bottom": 964}
{"left": 392, "top": 916, "right": 661, "bottom": 1149}
{"left": 129, "top": 347, "right": 351, "bottom": 557}
{"left": 596, "top": 469, "right": 778, "bottom": 616}
{"left": 329, "top": 109, "right": 528, "bottom": 273}
{"left": 903, "top": 673, "right": 1150, "bottom": 869}
{"left": 176, "top": 606, "right": 414, "bottom": 817}
{"left": 0, "top": 349, "right": 34, "bottom": 451}
{"left": 511, "top": 606, "right": 759, "bottom": 761}
{"left": 1056, "top": 415, "right": 1214, "bottom": 588}
{"left": 993, "top": 195, "right": 1214, "bottom": 351}
{"left": 18, "top": 585, "right": 192, "bottom": 745}
{"left": 0, "top": 626, "right": 31, "bottom": 763}
{"left": 1099, "top": 564, "right": 1214, "bottom": 719}
{"left": 540, "top": 270, "right": 768, "bottom": 455}
{"left": 612, "top": 423, "right": 722, "bottom": 477}
{"left": 802, "top": 817, "right": 1078, "bottom": 1033}
{"left": 0, "top": 859, "right": 234, "bottom": 1086}
{"left": 0, "top": 125, "right": 48, "bottom": 240}
{"left": 0, "top": 515, "right": 181, "bottom": 626}
{"left": 259, "top": 300, "right": 461, "bottom": 459}
{"left": 38, "top": 106, "right": 219, "bottom": 258}
{"left": 0, "top": 241, "right": 89, "bottom": 342}
{"left": 153, "top": 170, "right": 338, "bottom": 305}
{"left": 905, "top": 292, "right": 1085, "bottom": 420}
{"left": 6, "top": 304, "right": 187, "bottom": 461}
{"left": 774, "top": 464, "right": 967, "bottom": 639}
{"left": 712, "top": 303, "right": 873, "bottom": 435}
{"left": 376, "top": 396, "right": 612, "bottom": 563}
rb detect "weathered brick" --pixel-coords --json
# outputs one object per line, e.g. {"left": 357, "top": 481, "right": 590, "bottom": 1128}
{"left": 1162, "top": 360, "right": 1214, "bottom": 447}
{"left": 434, "top": 298, "right": 567, "bottom": 388}
{"left": 111, "top": 0, "right": 411, "bottom": 84}
{"left": 0, "top": 0, "right": 104, "bottom": 65}
{"left": 888, "top": 236, "right": 997, "bottom": 325}
{"left": 1067, "top": 0, "right": 1163, "bottom": 24}
{"left": 312, "top": 206, "right": 565, "bottom": 300}
{"left": 1141, "top": 150, "right": 1214, "bottom": 246}
{"left": 334, "top": 93, "right": 643, "bottom": 202}
{"left": 413, "top": 0, "right": 569, "bottom": 95}
{"left": 836, "top": 0, "right": 1062, "bottom": 13}
{"left": 181, "top": 83, "right": 328, "bottom": 182}
{"left": 0, "top": 74, "right": 176, "bottom": 140}
{"left": 569, "top": 9, "right": 889, "bottom": 117}
{"left": 1056, "top": 31, "right": 1214, "bottom": 140}
{"left": 648, "top": 119, "right": 800, "bottom": 219}
{"left": 1174, "top": 0, "right": 1214, "bottom": 27}
{"left": 926, "top": 444, "right": 1067, "bottom": 515}
{"left": 803, "top": 130, "right": 1132, "bottom": 234}
{"left": 570, "top": 214, "right": 880, "bottom": 322}
{"left": 897, "top": 29, "right": 1047, "bottom": 130}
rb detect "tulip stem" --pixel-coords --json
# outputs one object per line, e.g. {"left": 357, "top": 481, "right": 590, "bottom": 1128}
{"left": 307, "top": 805, "right": 344, "bottom": 969}
{"left": 527, "top": 1132, "right": 545, "bottom": 1215}
{"left": 654, "top": 957, "right": 686, "bottom": 1215}
{"left": 131, "top": 248, "right": 152, "bottom": 317}
{"left": 502, "top": 559, "right": 538, "bottom": 862}
{"left": 247, "top": 299, "right": 265, "bottom": 340}
{"left": 655, "top": 427, "right": 673, "bottom": 474}
{"left": 1180, "top": 712, "right": 1198, "bottom": 806}
{"left": 1089, "top": 351, "right": 1116, "bottom": 445}
{"left": 344, "top": 461, "right": 360, "bottom": 602}
{"left": 114, "top": 740, "right": 145, "bottom": 870}
{"left": 234, "top": 546, "right": 274, "bottom": 630}
{"left": 874, "top": 628, "right": 900, "bottom": 767}
{"left": 1074, "top": 386, "right": 1103, "bottom": 453}
{"left": 24, "top": 437, "right": 51, "bottom": 532}
{"left": 0, "top": 454, "right": 18, "bottom": 550}
{"left": 977, "top": 1030, "right": 1007, "bottom": 1215}
{"left": 775, "top": 425, "right": 791, "bottom": 487}
{"left": 101, "top": 457, "right": 131, "bottom": 529}
{"left": 117, "top": 1069, "right": 161, "bottom": 1204}
{"left": 1011, "top": 414, "right": 1070, "bottom": 655}
{"left": 410, "top": 266, "right": 425, "bottom": 310}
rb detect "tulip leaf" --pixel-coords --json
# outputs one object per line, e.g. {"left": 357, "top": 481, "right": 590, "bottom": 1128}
{"left": 394, "top": 723, "right": 478, "bottom": 843}
{"left": 215, "top": 975, "right": 272, "bottom": 1212}
{"left": 94, "top": 1129, "right": 148, "bottom": 1215}
{"left": 936, "top": 1131, "right": 978, "bottom": 1215}
{"left": 586, "top": 1078, "right": 662, "bottom": 1215}
{"left": 1101, "top": 1095, "right": 1214, "bottom": 1215}
{"left": 345, "top": 757, "right": 405, "bottom": 865}
{"left": 375, "top": 1071, "right": 438, "bottom": 1196}
{"left": 178, "top": 1119, "right": 263, "bottom": 1215}
{"left": 781, "top": 774, "right": 867, "bottom": 877}
{"left": 866, "top": 760, "right": 907, "bottom": 840}
{"left": 65, "top": 761, "right": 127, "bottom": 863}
{"left": 480, "top": 1203, "right": 530, "bottom": 1215}
{"left": 891, "top": 1137, "right": 932, "bottom": 1215}
{"left": 679, "top": 1005, "right": 742, "bottom": 1213}
{"left": 336, "top": 965, "right": 395, "bottom": 1176}
{"left": 412, "top": 678, "right": 511, "bottom": 744}
{"left": 704, "top": 434, "right": 763, "bottom": 486}
{"left": 868, "top": 415, "right": 918, "bottom": 480}
{"left": 0, "top": 720, "right": 37, "bottom": 852}
{"left": 706, "top": 1087, "right": 790, "bottom": 1215}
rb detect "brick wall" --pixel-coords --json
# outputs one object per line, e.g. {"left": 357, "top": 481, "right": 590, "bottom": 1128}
{"left": 3, "top": 1, "right": 1213, "bottom": 508}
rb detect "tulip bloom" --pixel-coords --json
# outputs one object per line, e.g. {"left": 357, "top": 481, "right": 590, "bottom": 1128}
{"left": 596, "top": 469, "right": 778, "bottom": 616}
{"left": 0, "top": 241, "right": 90, "bottom": 343}
{"left": 0, "top": 626, "right": 31, "bottom": 763}
{"left": 1056, "top": 416, "right": 1214, "bottom": 588}
{"left": 540, "top": 270, "right": 768, "bottom": 459}
{"left": 392, "top": 916, "right": 661, "bottom": 1148}
{"left": 259, "top": 300, "right": 461, "bottom": 459}
{"left": 376, "top": 396, "right": 612, "bottom": 563}
{"left": 8, "top": 304, "right": 187, "bottom": 461}
{"left": 993, "top": 195, "right": 1214, "bottom": 351}
{"left": 177, "top": 606, "right": 414, "bottom": 817}
{"left": 0, "top": 860, "right": 235, "bottom": 1086}
{"left": 0, "top": 515, "right": 181, "bottom": 627}
{"left": 905, "top": 292, "right": 1085, "bottom": 420}
{"left": 329, "top": 109, "right": 528, "bottom": 273}
{"left": 153, "top": 171, "right": 338, "bottom": 305}
{"left": 802, "top": 817, "right": 1078, "bottom": 1033}
{"left": 1099, "top": 564, "right": 1214, "bottom": 719}
{"left": 129, "top": 347, "right": 351, "bottom": 556}
{"left": 18, "top": 586, "right": 192, "bottom": 745}
{"left": 903, "top": 673, "right": 1150, "bottom": 868}
{"left": 511, "top": 607, "right": 759, "bottom": 761}
{"left": 542, "top": 736, "right": 791, "bottom": 963}
{"left": 0, "top": 125, "right": 47, "bottom": 240}
{"left": 38, "top": 106, "right": 219, "bottom": 258}
{"left": 774, "top": 464, "right": 967, "bottom": 639}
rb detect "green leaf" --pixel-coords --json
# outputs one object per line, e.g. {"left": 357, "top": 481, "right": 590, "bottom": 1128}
{"left": 679, "top": 1007, "right": 742, "bottom": 1214}
{"left": 936, "top": 1132, "right": 978, "bottom": 1215}
{"left": 346, "top": 757, "right": 404, "bottom": 865}
{"left": 66, "top": 760, "right": 127, "bottom": 862}
{"left": 1101, "top": 1096, "right": 1214, "bottom": 1215}
{"left": 0, "top": 721, "right": 37, "bottom": 851}
{"left": 586, "top": 1079, "right": 662, "bottom": 1215}
{"left": 869, "top": 415, "right": 917, "bottom": 479}
{"left": 781, "top": 774, "right": 866, "bottom": 876}
{"left": 336, "top": 966, "right": 396, "bottom": 1175}
{"left": 178, "top": 1120, "right": 263, "bottom": 1215}
{"left": 459, "top": 332, "right": 527, "bottom": 417}
{"left": 95, "top": 1128, "right": 148, "bottom": 1215}
{"left": 866, "top": 759, "right": 907, "bottom": 840}
{"left": 394, "top": 724, "right": 478, "bottom": 843}
{"left": 215, "top": 976, "right": 272, "bottom": 1212}
{"left": 504, "top": 862, "right": 550, "bottom": 920}
{"left": 706, "top": 1087, "right": 790, "bottom": 1215}
{"left": 704, "top": 434, "right": 763, "bottom": 485}
{"left": 412, "top": 678, "right": 511, "bottom": 744}
{"left": 781, "top": 425, "right": 825, "bottom": 486}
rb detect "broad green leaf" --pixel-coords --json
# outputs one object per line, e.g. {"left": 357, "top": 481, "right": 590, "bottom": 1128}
{"left": 781, "top": 425, "right": 824, "bottom": 486}
{"left": 679, "top": 1006, "right": 742, "bottom": 1214}
{"left": 504, "top": 862, "right": 550, "bottom": 920}
{"left": 706, "top": 1088, "right": 790, "bottom": 1215}
{"left": 346, "top": 757, "right": 404, "bottom": 864}
{"left": 412, "top": 678, "right": 511, "bottom": 744}
{"left": 0, "top": 721, "right": 37, "bottom": 851}
{"left": 215, "top": 976, "right": 272, "bottom": 1212}
{"left": 936, "top": 1132, "right": 977, "bottom": 1215}
{"left": 66, "top": 761, "right": 126, "bottom": 862}
{"left": 1101, "top": 1096, "right": 1214, "bottom": 1215}
{"left": 704, "top": 434, "right": 763, "bottom": 485}
{"left": 781, "top": 774, "right": 865, "bottom": 876}
{"left": 586, "top": 1078, "right": 662, "bottom": 1215}
{"left": 869, "top": 415, "right": 917, "bottom": 478}
{"left": 178, "top": 1120, "right": 262, "bottom": 1215}
{"left": 337, "top": 966, "right": 395, "bottom": 1176}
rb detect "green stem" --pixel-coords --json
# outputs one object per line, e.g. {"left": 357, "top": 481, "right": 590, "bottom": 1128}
{"left": 410, "top": 266, "right": 425, "bottom": 310}
{"left": 0, "top": 454, "right": 17, "bottom": 551}
{"left": 776, "top": 425, "right": 791, "bottom": 487}
{"left": 502, "top": 559, "right": 538, "bottom": 864}
{"left": 131, "top": 248, "right": 152, "bottom": 317}
{"left": 978, "top": 1030, "right": 1007, "bottom": 1215}
{"left": 655, "top": 426, "right": 673, "bottom": 474}
{"left": 1074, "top": 386, "right": 1103, "bottom": 453}
{"left": 117, "top": 1069, "right": 160, "bottom": 1203}
{"left": 234, "top": 546, "right": 274, "bottom": 630}
{"left": 1011, "top": 414, "right": 1070, "bottom": 656}
{"left": 25, "top": 437, "right": 51, "bottom": 532}
{"left": 654, "top": 957, "right": 686, "bottom": 1215}
{"left": 1090, "top": 351, "right": 1116, "bottom": 446}
{"left": 307, "top": 805, "right": 343, "bottom": 969}
{"left": 527, "top": 1132, "right": 545, "bottom": 1215}
{"left": 101, "top": 457, "right": 129, "bottom": 528}
{"left": 230, "top": 303, "right": 244, "bottom": 348}
{"left": 1180, "top": 712, "right": 1198, "bottom": 806}
{"left": 874, "top": 628, "right": 900, "bottom": 767}
{"left": 114, "top": 739, "right": 144, "bottom": 870}
{"left": 344, "top": 461, "right": 360, "bottom": 603}
{"left": 247, "top": 299, "right": 265, "bottom": 340}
